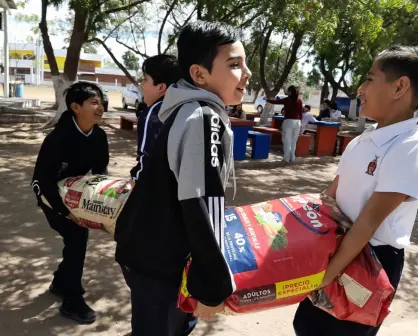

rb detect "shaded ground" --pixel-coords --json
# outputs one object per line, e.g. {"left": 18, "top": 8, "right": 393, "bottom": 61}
{"left": 0, "top": 124, "right": 417, "bottom": 336}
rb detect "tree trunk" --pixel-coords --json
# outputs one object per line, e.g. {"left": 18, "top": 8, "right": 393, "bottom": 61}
{"left": 260, "top": 103, "right": 274, "bottom": 126}
{"left": 54, "top": 77, "right": 73, "bottom": 123}
{"left": 331, "top": 85, "right": 338, "bottom": 102}
{"left": 259, "top": 26, "right": 274, "bottom": 126}
{"left": 320, "top": 80, "right": 329, "bottom": 103}
{"left": 56, "top": 8, "right": 89, "bottom": 119}
{"left": 356, "top": 117, "right": 367, "bottom": 133}
{"left": 272, "top": 31, "right": 304, "bottom": 93}
{"left": 348, "top": 98, "right": 358, "bottom": 121}
{"left": 252, "top": 87, "right": 260, "bottom": 103}
{"left": 40, "top": 0, "right": 61, "bottom": 108}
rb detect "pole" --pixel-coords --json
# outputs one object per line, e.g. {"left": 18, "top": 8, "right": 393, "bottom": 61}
{"left": 4, "top": 9, "right": 9, "bottom": 97}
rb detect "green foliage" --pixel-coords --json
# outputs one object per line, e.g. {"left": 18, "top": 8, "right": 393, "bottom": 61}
{"left": 122, "top": 50, "right": 140, "bottom": 70}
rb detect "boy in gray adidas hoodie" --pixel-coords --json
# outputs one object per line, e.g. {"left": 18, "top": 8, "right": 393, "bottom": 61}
{"left": 115, "top": 21, "right": 252, "bottom": 335}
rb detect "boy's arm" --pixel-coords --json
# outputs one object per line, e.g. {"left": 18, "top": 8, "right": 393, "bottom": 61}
{"left": 322, "top": 176, "right": 339, "bottom": 199}
{"left": 32, "top": 136, "right": 70, "bottom": 217}
{"left": 321, "top": 192, "right": 407, "bottom": 286}
{"left": 321, "top": 138, "right": 418, "bottom": 286}
{"left": 130, "top": 109, "right": 162, "bottom": 180}
{"left": 169, "top": 106, "right": 235, "bottom": 307}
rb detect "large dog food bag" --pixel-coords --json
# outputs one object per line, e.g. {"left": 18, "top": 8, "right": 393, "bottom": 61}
{"left": 41, "top": 175, "right": 133, "bottom": 234}
{"left": 178, "top": 194, "right": 394, "bottom": 326}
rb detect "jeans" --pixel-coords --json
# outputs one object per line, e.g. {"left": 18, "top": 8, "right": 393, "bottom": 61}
{"left": 282, "top": 119, "right": 301, "bottom": 162}
{"left": 122, "top": 266, "right": 198, "bottom": 336}
{"left": 41, "top": 204, "right": 88, "bottom": 299}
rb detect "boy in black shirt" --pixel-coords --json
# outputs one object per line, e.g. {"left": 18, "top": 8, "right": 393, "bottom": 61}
{"left": 31, "top": 82, "right": 109, "bottom": 324}
{"left": 130, "top": 55, "right": 182, "bottom": 180}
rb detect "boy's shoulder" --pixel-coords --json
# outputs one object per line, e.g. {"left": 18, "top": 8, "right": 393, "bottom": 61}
{"left": 93, "top": 125, "right": 108, "bottom": 140}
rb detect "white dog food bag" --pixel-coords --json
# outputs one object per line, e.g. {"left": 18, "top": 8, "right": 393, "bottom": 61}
{"left": 42, "top": 175, "right": 133, "bottom": 234}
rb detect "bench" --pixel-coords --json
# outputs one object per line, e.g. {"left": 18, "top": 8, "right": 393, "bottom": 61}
{"left": 245, "top": 113, "right": 259, "bottom": 121}
{"left": 248, "top": 131, "right": 270, "bottom": 159}
{"left": 295, "top": 134, "right": 312, "bottom": 157}
{"left": 337, "top": 134, "right": 356, "bottom": 155}
{"left": 253, "top": 126, "right": 282, "bottom": 145}
{"left": 120, "top": 116, "right": 137, "bottom": 130}
{"left": 304, "top": 129, "right": 317, "bottom": 135}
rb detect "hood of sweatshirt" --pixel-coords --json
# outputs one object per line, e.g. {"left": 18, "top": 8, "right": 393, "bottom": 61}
{"left": 159, "top": 79, "right": 229, "bottom": 125}
{"left": 159, "top": 79, "right": 237, "bottom": 198}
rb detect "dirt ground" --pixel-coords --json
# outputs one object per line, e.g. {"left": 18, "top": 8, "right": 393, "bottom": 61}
{"left": 0, "top": 123, "right": 417, "bottom": 336}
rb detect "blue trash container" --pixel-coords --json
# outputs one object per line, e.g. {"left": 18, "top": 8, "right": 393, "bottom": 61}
{"left": 15, "top": 82, "right": 24, "bottom": 98}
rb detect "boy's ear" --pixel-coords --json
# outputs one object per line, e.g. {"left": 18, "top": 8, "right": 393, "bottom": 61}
{"left": 189, "top": 64, "right": 208, "bottom": 86}
{"left": 70, "top": 102, "right": 82, "bottom": 115}
{"left": 157, "top": 83, "right": 167, "bottom": 93}
{"left": 393, "top": 76, "right": 411, "bottom": 100}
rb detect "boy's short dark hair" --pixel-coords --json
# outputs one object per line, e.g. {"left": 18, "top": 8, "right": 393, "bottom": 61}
{"left": 330, "top": 102, "right": 338, "bottom": 110}
{"left": 376, "top": 46, "right": 418, "bottom": 107}
{"left": 304, "top": 104, "right": 311, "bottom": 111}
{"left": 65, "top": 81, "right": 104, "bottom": 113}
{"left": 322, "top": 99, "right": 331, "bottom": 107}
{"left": 177, "top": 20, "right": 241, "bottom": 83}
{"left": 142, "top": 54, "right": 182, "bottom": 87}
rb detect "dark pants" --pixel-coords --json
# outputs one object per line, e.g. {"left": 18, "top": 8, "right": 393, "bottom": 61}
{"left": 293, "top": 245, "right": 405, "bottom": 336}
{"left": 42, "top": 204, "right": 88, "bottom": 299}
{"left": 122, "top": 266, "right": 198, "bottom": 336}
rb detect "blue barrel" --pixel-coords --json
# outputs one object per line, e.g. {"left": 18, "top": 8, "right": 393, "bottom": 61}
{"left": 15, "top": 82, "right": 24, "bottom": 98}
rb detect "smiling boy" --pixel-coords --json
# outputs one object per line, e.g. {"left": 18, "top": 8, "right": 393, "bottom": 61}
{"left": 293, "top": 46, "right": 418, "bottom": 336}
{"left": 31, "top": 81, "right": 109, "bottom": 324}
{"left": 115, "top": 21, "right": 252, "bottom": 335}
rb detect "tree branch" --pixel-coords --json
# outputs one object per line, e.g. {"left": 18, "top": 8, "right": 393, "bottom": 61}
{"left": 102, "top": 11, "right": 137, "bottom": 42}
{"left": 90, "top": 37, "right": 138, "bottom": 86}
{"left": 219, "top": 2, "right": 252, "bottom": 22}
{"left": 115, "top": 37, "right": 149, "bottom": 59}
{"left": 273, "top": 30, "right": 304, "bottom": 92}
{"left": 259, "top": 25, "right": 274, "bottom": 95}
{"left": 158, "top": 0, "right": 179, "bottom": 54}
{"left": 103, "top": 0, "right": 150, "bottom": 16}
{"left": 39, "top": 0, "right": 59, "bottom": 76}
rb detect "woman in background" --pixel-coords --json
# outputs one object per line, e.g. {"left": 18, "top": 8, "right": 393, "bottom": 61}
{"left": 267, "top": 86, "right": 303, "bottom": 162}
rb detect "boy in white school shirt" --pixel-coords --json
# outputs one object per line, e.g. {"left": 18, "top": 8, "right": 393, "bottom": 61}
{"left": 293, "top": 45, "right": 418, "bottom": 336}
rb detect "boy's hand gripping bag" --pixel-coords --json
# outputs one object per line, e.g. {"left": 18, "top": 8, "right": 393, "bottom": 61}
{"left": 41, "top": 175, "right": 134, "bottom": 234}
{"left": 310, "top": 244, "right": 394, "bottom": 326}
{"left": 178, "top": 194, "right": 394, "bottom": 326}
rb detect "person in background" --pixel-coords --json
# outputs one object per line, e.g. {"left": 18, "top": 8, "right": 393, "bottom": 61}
{"left": 31, "top": 82, "right": 109, "bottom": 324}
{"left": 329, "top": 101, "right": 342, "bottom": 122}
{"left": 267, "top": 85, "right": 303, "bottom": 162}
{"left": 130, "top": 55, "right": 182, "bottom": 181}
{"left": 300, "top": 104, "right": 317, "bottom": 134}
{"left": 293, "top": 45, "right": 418, "bottom": 336}
{"left": 317, "top": 99, "right": 331, "bottom": 121}
{"left": 228, "top": 103, "right": 246, "bottom": 119}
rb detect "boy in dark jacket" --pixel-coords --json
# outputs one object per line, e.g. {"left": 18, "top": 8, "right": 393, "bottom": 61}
{"left": 115, "top": 21, "right": 252, "bottom": 336}
{"left": 130, "top": 55, "right": 182, "bottom": 180}
{"left": 31, "top": 82, "right": 109, "bottom": 324}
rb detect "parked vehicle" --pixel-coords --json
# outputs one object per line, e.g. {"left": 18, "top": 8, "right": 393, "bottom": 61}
{"left": 254, "top": 95, "right": 283, "bottom": 114}
{"left": 122, "top": 84, "right": 143, "bottom": 110}
{"left": 335, "top": 97, "right": 360, "bottom": 118}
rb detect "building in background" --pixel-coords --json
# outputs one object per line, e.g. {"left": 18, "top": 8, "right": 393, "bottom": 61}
{"left": 6, "top": 42, "right": 137, "bottom": 88}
